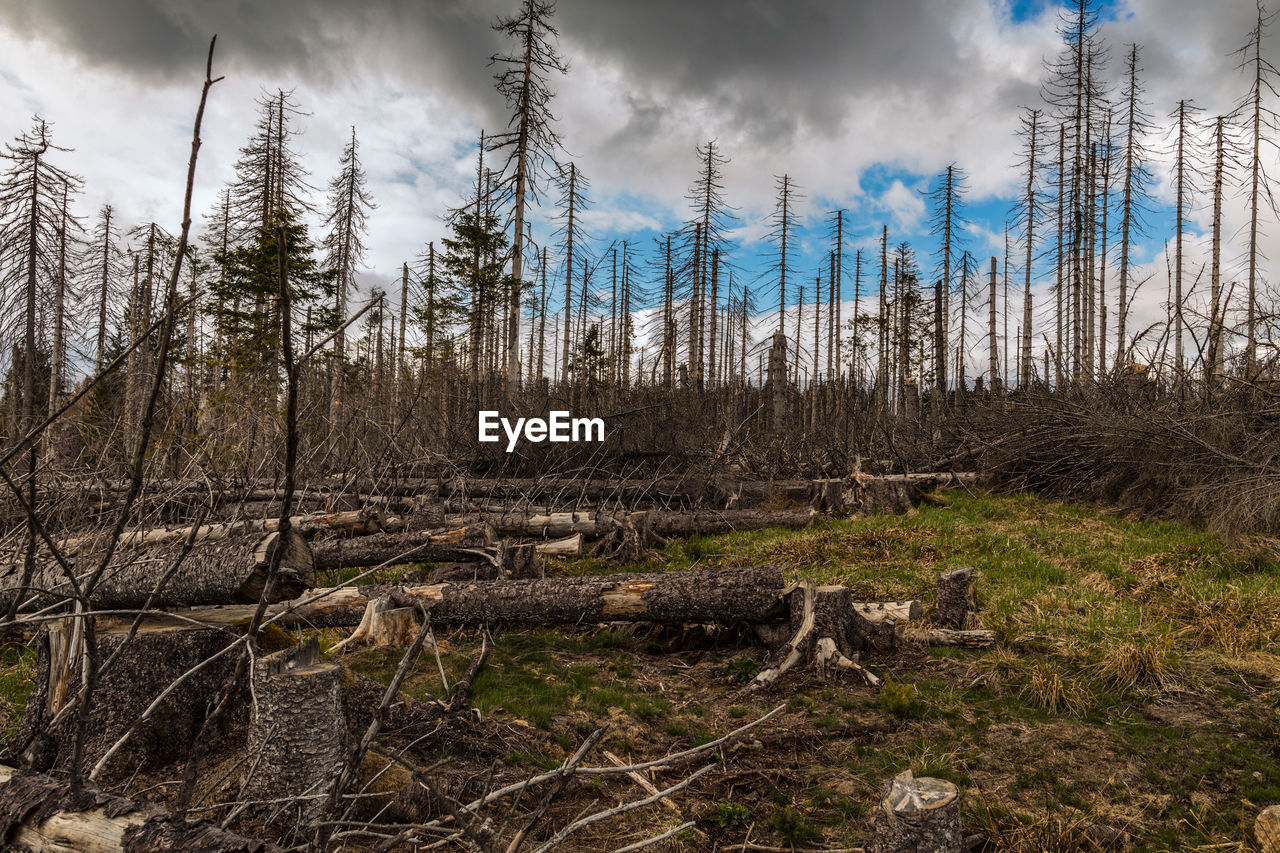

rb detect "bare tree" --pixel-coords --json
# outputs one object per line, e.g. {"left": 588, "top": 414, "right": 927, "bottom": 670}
{"left": 489, "top": 0, "right": 567, "bottom": 392}
{"left": 768, "top": 174, "right": 800, "bottom": 340}
{"left": 927, "top": 164, "right": 969, "bottom": 396}
{"left": 553, "top": 161, "right": 589, "bottom": 383}
{"left": 1115, "top": 44, "right": 1155, "bottom": 369}
{"left": 321, "top": 127, "right": 375, "bottom": 432}
{"left": 1231, "top": 2, "right": 1279, "bottom": 369}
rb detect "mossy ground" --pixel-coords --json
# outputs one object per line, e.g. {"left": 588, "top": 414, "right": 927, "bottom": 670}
{"left": 4, "top": 490, "right": 1277, "bottom": 851}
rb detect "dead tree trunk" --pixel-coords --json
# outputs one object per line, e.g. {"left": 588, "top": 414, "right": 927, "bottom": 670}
{"left": 169, "top": 566, "right": 788, "bottom": 631}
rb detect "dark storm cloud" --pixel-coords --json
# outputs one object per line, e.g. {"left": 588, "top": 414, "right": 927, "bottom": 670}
{"left": 555, "top": 1, "right": 1003, "bottom": 141}
{"left": 0, "top": 0, "right": 509, "bottom": 114}
{"left": 0, "top": 0, "right": 1046, "bottom": 148}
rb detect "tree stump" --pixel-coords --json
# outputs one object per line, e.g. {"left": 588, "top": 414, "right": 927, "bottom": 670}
{"left": 1258, "top": 805, "right": 1280, "bottom": 853}
{"left": 330, "top": 595, "right": 422, "bottom": 654}
{"left": 935, "top": 567, "right": 974, "bottom": 628}
{"left": 848, "top": 476, "right": 917, "bottom": 516}
{"left": 13, "top": 622, "right": 242, "bottom": 778}
{"left": 871, "top": 770, "right": 964, "bottom": 853}
{"left": 808, "top": 479, "right": 845, "bottom": 512}
{"left": 242, "top": 640, "right": 349, "bottom": 823}
{"left": 501, "top": 542, "right": 543, "bottom": 579}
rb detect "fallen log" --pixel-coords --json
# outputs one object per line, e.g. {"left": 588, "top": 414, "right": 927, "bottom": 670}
{"left": 899, "top": 626, "right": 996, "bottom": 648}
{"left": 0, "top": 764, "right": 278, "bottom": 853}
{"left": 854, "top": 600, "right": 923, "bottom": 624}
{"left": 53, "top": 509, "right": 380, "bottom": 556}
{"left": 450, "top": 508, "right": 819, "bottom": 540}
{"left": 536, "top": 534, "right": 583, "bottom": 556}
{"left": 0, "top": 529, "right": 314, "bottom": 612}
{"left": 162, "top": 565, "right": 790, "bottom": 631}
{"left": 309, "top": 524, "right": 495, "bottom": 573}
{"left": 439, "top": 477, "right": 705, "bottom": 505}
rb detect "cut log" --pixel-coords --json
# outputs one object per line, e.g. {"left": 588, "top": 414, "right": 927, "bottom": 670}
{"left": 53, "top": 509, "right": 380, "bottom": 556}
{"left": 241, "top": 640, "right": 350, "bottom": 822}
{"left": 14, "top": 622, "right": 243, "bottom": 778}
{"left": 0, "top": 764, "right": 278, "bottom": 852}
{"left": 811, "top": 585, "right": 893, "bottom": 656}
{"left": 808, "top": 479, "right": 846, "bottom": 511}
{"left": 449, "top": 508, "right": 819, "bottom": 541}
{"left": 900, "top": 626, "right": 996, "bottom": 648}
{"left": 935, "top": 567, "right": 975, "bottom": 628}
{"left": 163, "top": 565, "right": 789, "bottom": 631}
{"left": 535, "top": 534, "right": 582, "bottom": 556}
{"left": 746, "top": 584, "right": 892, "bottom": 692}
{"left": 871, "top": 770, "right": 964, "bottom": 853}
{"left": 854, "top": 600, "right": 923, "bottom": 624}
{"left": 426, "top": 562, "right": 499, "bottom": 582}
{"left": 643, "top": 509, "right": 818, "bottom": 538}
{"left": 309, "top": 524, "right": 494, "bottom": 573}
{"left": 330, "top": 595, "right": 421, "bottom": 654}
{"left": 0, "top": 529, "right": 313, "bottom": 613}
{"left": 440, "top": 477, "right": 705, "bottom": 505}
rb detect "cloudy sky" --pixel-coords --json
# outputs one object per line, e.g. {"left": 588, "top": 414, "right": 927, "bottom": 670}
{"left": 0, "top": 0, "right": 1274, "bottom": 376}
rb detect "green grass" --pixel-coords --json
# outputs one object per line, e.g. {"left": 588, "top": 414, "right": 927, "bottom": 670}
{"left": 0, "top": 643, "right": 35, "bottom": 741}
{"left": 536, "top": 490, "right": 1280, "bottom": 849}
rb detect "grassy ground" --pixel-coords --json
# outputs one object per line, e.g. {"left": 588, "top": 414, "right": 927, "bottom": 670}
{"left": 4, "top": 490, "right": 1278, "bottom": 851}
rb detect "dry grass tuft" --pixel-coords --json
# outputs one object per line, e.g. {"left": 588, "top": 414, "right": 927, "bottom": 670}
{"left": 1097, "top": 635, "right": 1179, "bottom": 690}
{"left": 1021, "top": 661, "right": 1089, "bottom": 715}
{"left": 1163, "top": 585, "right": 1280, "bottom": 655}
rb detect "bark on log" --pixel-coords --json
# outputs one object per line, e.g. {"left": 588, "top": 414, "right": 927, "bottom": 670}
{"left": 0, "top": 530, "right": 314, "bottom": 613}
{"left": 164, "top": 566, "right": 789, "bottom": 631}
{"left": 0, "top": 764, "right": 278, "bottom": 853}
{"left": 871, "top": 770, "right": 964, "bottom": 853}
{"left": 440, "top": 477, "right": 705, "bottom": 505}
{"left": 935, "top": 567, "right": 975, "bottom": 628}
{"left": 241, "top": 640, "right": 350, "bottom": 823}
{"left": 309, "top": 524, "right": 494, "bottom": 573}
{"left": 13, "top": 623, "right": 243, "bottom": 778}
